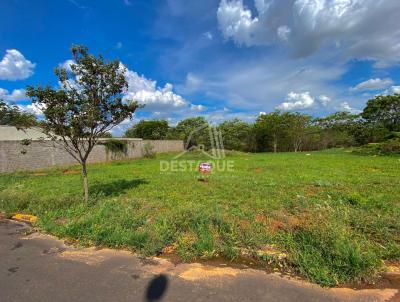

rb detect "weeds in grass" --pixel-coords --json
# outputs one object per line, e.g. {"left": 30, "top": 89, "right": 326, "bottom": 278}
{"left": 0, "top": 150, "right": 399, "bottom": 286}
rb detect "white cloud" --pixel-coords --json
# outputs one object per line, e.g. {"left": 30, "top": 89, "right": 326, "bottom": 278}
{"left": 178, "top": 73, "right": 203, "bottom": 94}
{"left": 386, "top": 86, "right": 400, "bottom": 94}
{"left": 116, "top": 42, "right": 123, "bottom": 49}
{"left": 0, "top": 88, "right": 27, "bottom": 102}
{"left": 381, "top": 85, "right": 400, "bottom": 95}
{"left": 338, "top": 101, "right": 361, "bottom": 114}
{"left": 318, "top": 95, "right": 331, "bottom": 106}
{"left": 59, "top": 59, "right": 76, "bottom": 72}
{"left": 190, "top": 104, "right": 206, "bottom": 111}
{"left": 276, "top": 91, "right": 315, "bottom": 111}
{"left": 203, "top": 32, "right": 213, "bottom": 40}
{"left": 217, "top": 0, "right": 262, "bottom": 46}
{"left": 350, "top": 78, "right": 393, "bottom": 91}
{"left": 122, "top": 64, "right": 188, "bottom": 111}
{"left": 17, "top": 103, "right": 43, "bottom": 116}
{"left": 277, "top": 25, "right": 291, "bottom": 42}
{"left": 0, "top": 49, "right": 35, "bottom": 80}
{"left": 217, "top": 0, "right": 400, "bottom": 65}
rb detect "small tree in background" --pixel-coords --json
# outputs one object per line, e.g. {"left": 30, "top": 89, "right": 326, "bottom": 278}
{"left": 286, "top": 113, "right": 312, "bottom": 152}
{"left": 124, "top": 119, "right": 169, "bottom": 139}
{"left": 26, "top": 45, "right": 140, "bottom": 202}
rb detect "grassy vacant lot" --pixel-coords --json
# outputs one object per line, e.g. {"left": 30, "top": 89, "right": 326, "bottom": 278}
{"left": 1, "top": 149, "right": 399, "bottom": 286}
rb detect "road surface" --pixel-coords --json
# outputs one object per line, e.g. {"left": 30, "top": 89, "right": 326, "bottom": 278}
{"left": 0, "top": 219, "right": 398, "bottom": 302}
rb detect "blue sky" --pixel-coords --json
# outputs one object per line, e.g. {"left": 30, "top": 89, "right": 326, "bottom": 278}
{"left": 1, "top": 0, "right": 400, "bottom": 134}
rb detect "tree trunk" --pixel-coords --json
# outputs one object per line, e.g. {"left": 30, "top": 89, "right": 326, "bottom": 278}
{"left": 81, "top": 161, "right": 89, "bottom": 202}
{"left": 273, "top": 135, "right": 277, "bottom": 153}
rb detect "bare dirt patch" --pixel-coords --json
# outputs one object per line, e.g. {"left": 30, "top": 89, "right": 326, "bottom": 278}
{"left": 305, "top": 185, "right": 324, "bottom": 197}
{"left": 31, "top": 172, "right": 47, "bottom": 176}
{"left": 63, "top": 170, "right": 80, "bottom": 175}
{"left": 178, "top": 264, "right": 239, "bottom": 281}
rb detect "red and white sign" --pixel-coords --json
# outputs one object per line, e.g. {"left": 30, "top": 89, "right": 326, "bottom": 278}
{"left": 199, "top": 162, "right": 212, "bottom": 173}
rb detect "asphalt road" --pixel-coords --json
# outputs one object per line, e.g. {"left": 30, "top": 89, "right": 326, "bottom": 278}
{"left": 0, "top": 219, "right": 399, "bottom": 302}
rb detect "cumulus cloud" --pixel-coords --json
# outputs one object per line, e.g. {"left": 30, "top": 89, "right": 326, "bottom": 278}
{"left": 380, "top": 85, "right": 400, "bottom": 96}
{"left": 350, "top": 78, "right": 394, "bottom": 91}
{"left": 0, "top": 49, "right": 35, "bottom": 80}
{"left": 56, "top": 62, "right": 194, "bottom": 113}
{"left": 276, "top": 92, "right": 335, "bottom": 111}
{"left": 217, "top": 0, "right": 400, "bottom": 65}
{"left": 217, "top": 0, "right": 263, "bottom": 46}
{"left": 59, "top": 59, "right": 76, "bottom": 72}
{"left": 276, "top": 91, "right": 315, "bottom": 111}
{"left": 0, "top": 88, "right": 27, "bottom": 102}
{"left": 18, "top": 103, "right": 43, "bottom": 116}
{"left": 318, "top": 95, "right": 331, "bottom": 106}
{"left": 385, "top": 86, "right": 400, "bottom": 94}
{"left": 122, "top": 64, "right": 188, "bottom": 111}
{"left": 338, "top": 101, "right": 361, "bottom": 114}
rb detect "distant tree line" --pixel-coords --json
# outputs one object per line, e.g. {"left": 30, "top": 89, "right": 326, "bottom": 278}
{"left": 124, "top": 93, "right": 400, "bottom": 153}
{"left": 2, "top": 91, "right": 399, "bottom": 154}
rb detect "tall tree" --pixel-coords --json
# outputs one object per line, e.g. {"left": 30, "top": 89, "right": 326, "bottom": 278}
{"left": 175, "top": 117, "right": 210, "bottom": 149}
{"left": 26, "top": 45, "right": 140, "bottom": 202}
{"left": 254, "top": 112, "right": 287, "bottom": 152}
{"left": 362, "top": 94, "right": 400, "bottom": 131}
{"left": 0, "top": 100, "right": 37, "bottom": 129}
{"left": 218, "top": 118, "right": 252, "bottom": 151}
{"left": 314, "top": 112, "right": 361, "bottom": 147}
{"left": 124, "top": 120, "right": 169, "bottom": 139}
{"left": 286, "top": 113, "right": 312, "bottom": 152}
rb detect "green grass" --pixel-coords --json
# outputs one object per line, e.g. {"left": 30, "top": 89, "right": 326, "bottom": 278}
{"left": 1, "top": 149, "right": 399, "bottom": 286}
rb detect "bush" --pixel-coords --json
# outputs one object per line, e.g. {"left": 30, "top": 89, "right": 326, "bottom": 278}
{"left": 353, "top": 139, "right": 400, "bottom": 155}
{"left": 100, "top": 139, "right": 128, "bottom": 155}
{"left": 381, "top": 138, "right": 400, "bottom": 153}
{"left": 143, "top": 142, "right": 156, "bottom": 158}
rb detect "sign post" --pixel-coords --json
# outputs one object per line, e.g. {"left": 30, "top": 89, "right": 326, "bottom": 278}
{"left": 198, "top": 162, "right": 212, "bottom": 182}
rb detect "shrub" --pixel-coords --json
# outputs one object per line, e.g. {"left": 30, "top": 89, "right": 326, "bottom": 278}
{"left": 381, "top": 138, "right": 400, "bottom": 153}
{"left": 100, "top": 139, "right": 128, "bottom": 159}
{"left": 143, "top": 142, "right": 156, "bottom": 158}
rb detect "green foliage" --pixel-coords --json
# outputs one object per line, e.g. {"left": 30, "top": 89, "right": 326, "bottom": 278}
{"left": 175, "top": 117, "right": 210, "bottom": 149}
{"left": 254, "top": 111, "right": 312, "bottom": 152}
{"left": 353, "top": 138, "right": 400, "bottom": 155}
{"left": 1, "top": 150, "right": 399, "bottom": 286}
{"left": 218, "top": 118, "right": 253, "bottom": 151}
{"left": 362, "top": 93, "right": 400, "bottom": 131}
{"left": 99, "top": 132, "right": 113, "bottom": 138}
{"left": 100, "top": 139, "right": 128, "bottom": 155}
{"left": 142, "top": 142, "right": 156, "bottom": 158}
{"left": 0, "top": 100, "right": 37, "bottom": 129}
{"left": 124, "top": 120, "right": 169, "bottom": 139}
{"left": 381, "top": 138, "right": 400, "bottom": 153}
{"left": 25, "top": 45, "right": 141, "bottom": 202}
{"left": 282, "top": 224, "right": 381, "bottom": 286}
